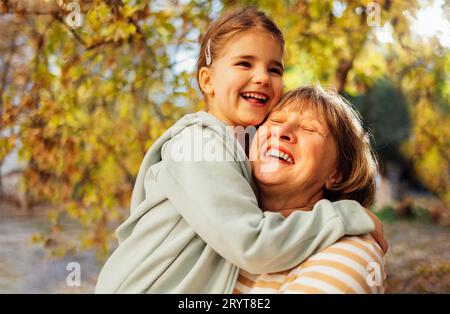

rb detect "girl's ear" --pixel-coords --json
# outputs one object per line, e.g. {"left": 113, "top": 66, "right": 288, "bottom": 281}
{"left": 198, "top": 66, "right": 214, "bottom": 96}
{"left": 325, "top": 169, "right": 342, "bottom": 190}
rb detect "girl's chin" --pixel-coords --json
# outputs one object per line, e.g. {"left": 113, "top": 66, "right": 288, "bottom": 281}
{"left": 239, "top": 111, "right": 267, "bottom": 126}
{"left": 241, "top": 118, "right": 265, "bottom": 127}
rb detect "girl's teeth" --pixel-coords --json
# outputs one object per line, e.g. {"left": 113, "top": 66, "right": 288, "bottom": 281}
{"left": 242, "top": 92, "right": 266, "bottom": 100}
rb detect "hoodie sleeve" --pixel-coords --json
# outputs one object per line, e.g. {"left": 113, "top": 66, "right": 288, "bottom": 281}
{"left": 154, "top": 124, "right": 375, "bottom": 274}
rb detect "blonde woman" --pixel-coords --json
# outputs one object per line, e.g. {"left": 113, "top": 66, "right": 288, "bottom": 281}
{"left": 234, "top": 86, "right": 386, "bottom": 294}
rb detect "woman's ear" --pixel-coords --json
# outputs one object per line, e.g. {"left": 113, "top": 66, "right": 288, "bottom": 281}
{"left": 198, "top": 66, "right": 214, "bottom": 96}
{"left": 325, "top": 170, "right": 342, "bottom": 190}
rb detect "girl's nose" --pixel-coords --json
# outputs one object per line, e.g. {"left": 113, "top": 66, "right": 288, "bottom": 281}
{"left": 252, "top": 68, "right": 270, "bottom": 85}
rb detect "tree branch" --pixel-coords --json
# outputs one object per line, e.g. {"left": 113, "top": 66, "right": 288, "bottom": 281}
{"left": 96, "top": 136, "right": 135, "bottom": 186}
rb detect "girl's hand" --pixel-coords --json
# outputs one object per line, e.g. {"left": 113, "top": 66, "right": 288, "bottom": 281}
{"left": 365, "top": 208, "right": 389, "bottom": 254}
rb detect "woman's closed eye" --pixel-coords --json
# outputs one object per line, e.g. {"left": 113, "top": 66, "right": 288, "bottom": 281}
{"left": 301, "top": 125, "right": 316, "bottom": 133}
{"left": 269, "top": 116, "right": 284, "bottom": 124}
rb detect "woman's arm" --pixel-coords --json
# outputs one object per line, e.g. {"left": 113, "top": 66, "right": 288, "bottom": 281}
{"left": 156, "top": 124, "right": 376, "bottom": 274}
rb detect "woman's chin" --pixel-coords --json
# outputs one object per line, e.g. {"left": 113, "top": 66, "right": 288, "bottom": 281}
{"left": 255, "top": 158, "right": 292, "bottom": 174}
{"left": 253, "top": 170, "right": 285, "bottom": 186}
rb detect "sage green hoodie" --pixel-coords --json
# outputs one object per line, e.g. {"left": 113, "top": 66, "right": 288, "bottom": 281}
{"left": 95, "top": 111, "right": 374, "bottom": 293}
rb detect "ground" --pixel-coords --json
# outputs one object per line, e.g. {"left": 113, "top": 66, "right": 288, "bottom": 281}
{"left": 0, "top": 206, "right": 449, "bottom": 293}
{"left": 384, "top": 220, "right": 450, "bottom": 293}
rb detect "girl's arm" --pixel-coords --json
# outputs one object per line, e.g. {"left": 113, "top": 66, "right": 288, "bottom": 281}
{"left": 155, "top": 125, "right": 375, "bottom": 274}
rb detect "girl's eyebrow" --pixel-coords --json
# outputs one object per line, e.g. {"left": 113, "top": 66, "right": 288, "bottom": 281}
{"left": 232, "top": 55, "right": 284, "bottom": 70}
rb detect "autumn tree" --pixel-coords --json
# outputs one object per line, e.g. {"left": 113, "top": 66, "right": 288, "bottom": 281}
{"left": 0, "top": 0, "right": 448, "bottom": 256}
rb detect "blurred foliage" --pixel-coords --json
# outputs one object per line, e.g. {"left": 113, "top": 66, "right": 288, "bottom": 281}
{"left": 375, "top": 205, "right": 397, "bottom": 223}
{"left": 349, "top": 79, "right": 412, "bottom": 160}
{"left": 376, "top": 204, "right": 433, "bottom": 224}
{"left": 0, "top": 0, "right": 449, "bottom": 256}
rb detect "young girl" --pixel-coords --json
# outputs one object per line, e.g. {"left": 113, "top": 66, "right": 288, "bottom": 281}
{"left": 95, "top": 7, "right": 384, "bottom": 294}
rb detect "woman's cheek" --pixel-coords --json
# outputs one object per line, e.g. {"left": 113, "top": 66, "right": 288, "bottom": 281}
{"left": 311, "top": 142, "right": 328, "bottom": 161}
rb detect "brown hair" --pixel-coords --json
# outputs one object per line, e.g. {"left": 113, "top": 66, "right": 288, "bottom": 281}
{"left": 195, "top": 7, "right": 285, "bottom": 92}
{"left": 273, "top": 85, "right": 379, "bottom": 207}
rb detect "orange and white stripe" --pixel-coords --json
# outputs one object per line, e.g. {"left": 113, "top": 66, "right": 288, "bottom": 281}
{"left": 234, "top": 235, "right": 386, "bottom": 294}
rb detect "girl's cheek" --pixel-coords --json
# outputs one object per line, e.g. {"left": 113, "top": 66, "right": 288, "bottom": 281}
{"left": 274, "top": 85, "right": 283, "bottom": 102}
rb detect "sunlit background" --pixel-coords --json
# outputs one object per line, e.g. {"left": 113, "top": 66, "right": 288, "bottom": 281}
{"left": 0, "top": 0, "right": 449, "bottom": 293}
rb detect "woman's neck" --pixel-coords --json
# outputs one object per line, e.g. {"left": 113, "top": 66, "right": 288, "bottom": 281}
{"left": 258, "top": 188, "right": 324, "bottom": 218}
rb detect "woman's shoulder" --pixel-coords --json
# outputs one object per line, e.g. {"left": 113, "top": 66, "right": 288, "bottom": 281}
{"left": 335, "top": 234, "right": 383, "bottom": 253}
{"left": 310, "top": 234, "right": 384, "bottom": 269}
{"left": 282, "top": 234, "right": 386, "bottom": 294}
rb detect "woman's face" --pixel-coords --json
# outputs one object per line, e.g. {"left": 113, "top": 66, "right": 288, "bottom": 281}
{"left": 250, "top": 102, "right": 340, "bottom": 200}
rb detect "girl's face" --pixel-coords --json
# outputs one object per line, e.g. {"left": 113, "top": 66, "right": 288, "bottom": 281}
{"left": 204, "top": 30, "right": 284, "bottom": 127}
{"left": 249, "top": 103, "right": 340, "bottom": 201}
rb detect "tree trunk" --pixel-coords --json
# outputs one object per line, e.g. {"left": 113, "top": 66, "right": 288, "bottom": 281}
{"left": 335, "top": 58, "right": 354, "bottom": 93}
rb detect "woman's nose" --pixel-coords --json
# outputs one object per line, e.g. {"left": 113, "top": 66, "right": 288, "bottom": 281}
{"left": 280, "top": 133, "right": 293, "bottom": 142}
{"left": 272, "top": 122, "right": 297, "bottom": 144}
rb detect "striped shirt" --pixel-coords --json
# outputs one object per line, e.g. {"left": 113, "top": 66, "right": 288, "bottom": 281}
{"left": 234, "top": 234, "right": 386, "bottom": 294}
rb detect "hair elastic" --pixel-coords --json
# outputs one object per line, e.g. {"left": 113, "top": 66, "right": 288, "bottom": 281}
{"left": 205, "top": 38, "right": 212, "bottom": 66}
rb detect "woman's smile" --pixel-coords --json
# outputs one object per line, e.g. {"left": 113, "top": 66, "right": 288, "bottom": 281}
{"left": 264, "top": 145, "right": 295, "bottom": 164}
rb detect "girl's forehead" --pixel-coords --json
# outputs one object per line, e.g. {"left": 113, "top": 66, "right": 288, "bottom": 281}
{"left": 218, "top": 29, "right": 284, "bottom": 59}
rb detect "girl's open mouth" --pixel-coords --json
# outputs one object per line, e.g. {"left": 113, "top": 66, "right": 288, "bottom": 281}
{"left": 241, "top": 92, "right": 269, "bottom": 105}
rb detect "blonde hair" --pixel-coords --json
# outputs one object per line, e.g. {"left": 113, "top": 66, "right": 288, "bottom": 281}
{"left": 195, "top": 7, "right": 285, "bottom": 92}
{"left": 273, "top": 85, "right": 378, "bottom": 207}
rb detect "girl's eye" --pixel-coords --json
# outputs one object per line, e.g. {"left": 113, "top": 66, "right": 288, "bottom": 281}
{"left": 237, "top": 61, "right": 251, "bottom": 67}
{"left": 269, "top": 68, "right": 283, "bottom": 75}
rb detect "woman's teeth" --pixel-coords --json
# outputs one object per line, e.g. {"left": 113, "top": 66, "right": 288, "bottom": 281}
{"left": 266, "top": 148, "right": 294, "bottom": 164}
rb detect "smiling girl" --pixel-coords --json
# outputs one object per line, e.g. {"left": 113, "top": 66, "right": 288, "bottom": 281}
{"left": 95, "top": 7, "right": 384, "bottom": 294}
